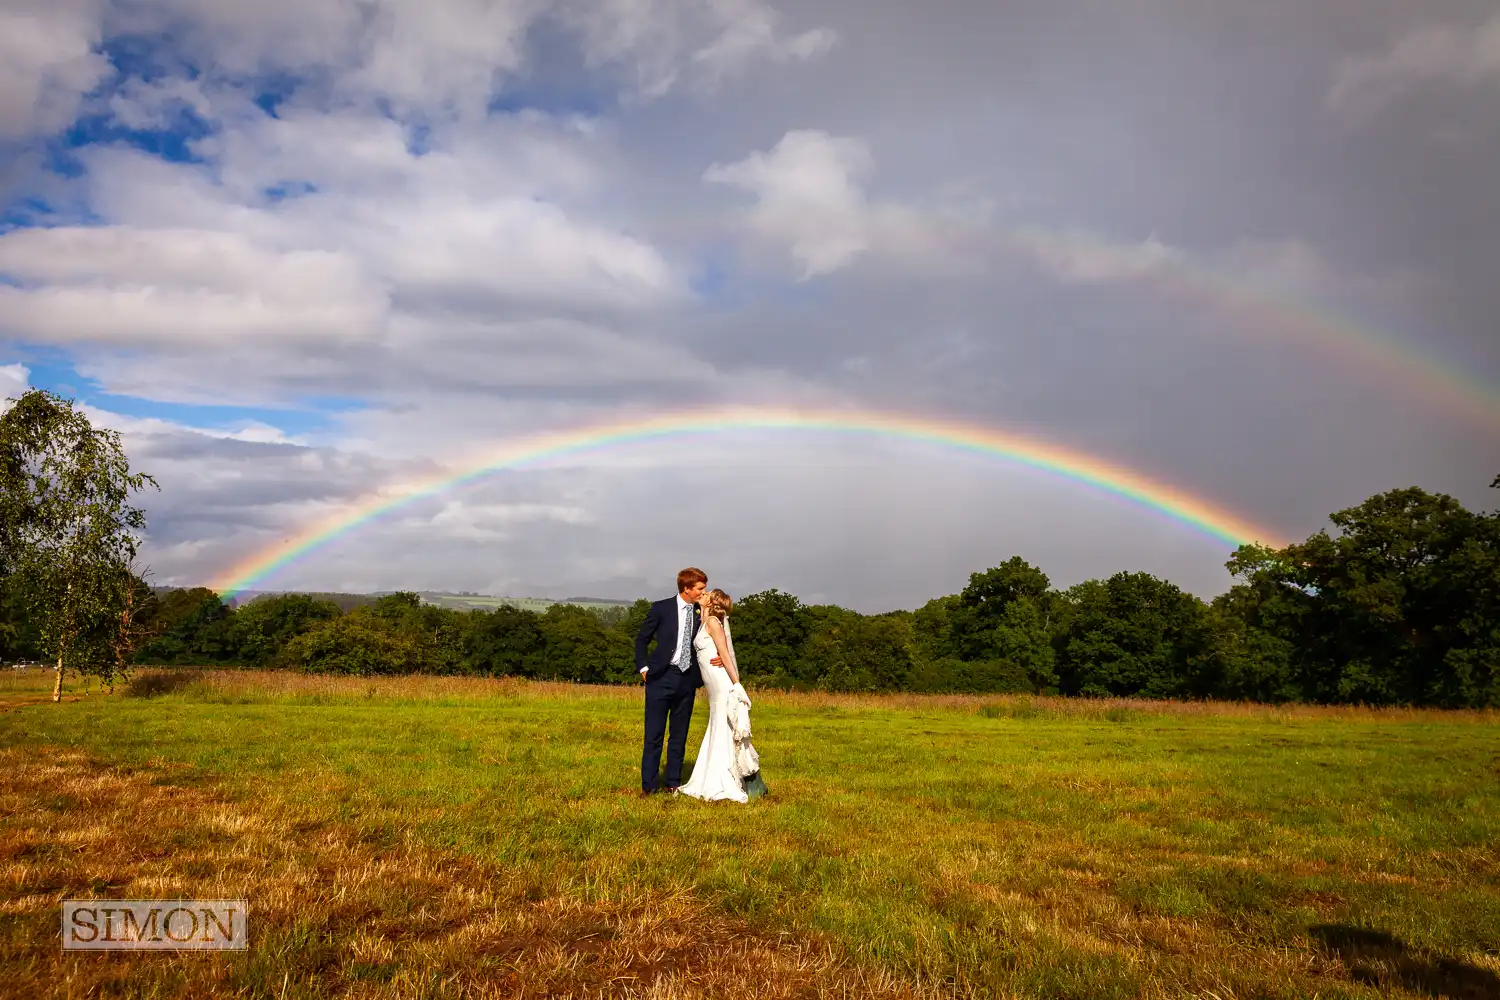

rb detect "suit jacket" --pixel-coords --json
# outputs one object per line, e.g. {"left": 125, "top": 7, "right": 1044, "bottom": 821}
{"left": 636, "top": 596, "right": 702, "bottom": 687}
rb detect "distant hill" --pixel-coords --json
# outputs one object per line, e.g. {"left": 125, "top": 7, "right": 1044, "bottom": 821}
{"left": 198, "top": 587, "right": 637, "bottom": 614}
{"left": 221, "top": 590, "right": 379, "bottom": 612}
{"left": 417, "top": 592, "right": 637, "bottom": 613}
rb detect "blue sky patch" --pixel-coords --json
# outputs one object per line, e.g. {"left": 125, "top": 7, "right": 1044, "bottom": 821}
{"left": 7, "top": 351, "right": 365, "bottom": 439}
{"left": 252, "top": 73, "right": 302, "bottom": 118}
{"left": 63, "top": 106, "right": 214, "bottom": 165}
{"left": 263, "top": 180, "right": 320, "bottom": 202}
{"left": 101, "top": 34, "right": 195, "bottom": 84}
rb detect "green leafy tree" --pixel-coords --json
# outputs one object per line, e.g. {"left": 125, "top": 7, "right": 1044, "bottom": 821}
{"left": 0, "top": 389, "right": 156, "bottom": 699}
{"left": 278, "top": 613, "right": 424, "bottom": 675}
{"left": 0, "top": 570, "right": 41, "bottom": 662}
{"left": 799, "top": 612, "right": 913, "bottom": 692}
{"left": 536, "top": 604, "right": 617, "bottom": 683}
{"left": 911, "top": 594, "right": 961, "bottom": 663}
{"left": 1057, "top": 572, "right": 1218, "bottom": 698}
{"left": 788, "top": 604, "right": 860, "bottom": 688}
{"left": 229, "top": 593, "right": 343, "bottom": 666}
{"left": 988, "top": 598, "right": 1061, "bottom": 692}
{"left": 908, "top": 656, "right": 1031, "bottom": 693}
{"left": 365, "top": 592, "right": 465, "bottom": 672}
{"left": 136, "top": 587, "right": 236, "bottom": 664}
{"left": 954, "top": 558, "right": 1058, "bottom": 691}
{"left": 462, "top": 604, "right": 545, "bottom": 676}
{"left": 732, "top": 589, "right": 808, "bottom": 685}
{"left": 1222, "top": 486, "right": 1500, "bottom": 706}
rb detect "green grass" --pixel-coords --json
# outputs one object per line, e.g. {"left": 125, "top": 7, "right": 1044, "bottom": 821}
{"left": 2, "top": 669, "right": 1498, "bottom": 999}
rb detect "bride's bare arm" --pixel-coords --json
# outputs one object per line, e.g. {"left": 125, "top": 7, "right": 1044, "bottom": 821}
{"left": 704, "top": 617, "right": 740, "bottom": 685}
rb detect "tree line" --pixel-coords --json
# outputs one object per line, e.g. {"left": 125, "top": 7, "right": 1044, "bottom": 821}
{"left": 3, "top": 388, "right": 1496, "bottom": 706}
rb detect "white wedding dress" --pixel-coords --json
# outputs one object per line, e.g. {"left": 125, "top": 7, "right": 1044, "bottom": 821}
{"left": 677, "top": 618, "right": 748, "bottom": 803}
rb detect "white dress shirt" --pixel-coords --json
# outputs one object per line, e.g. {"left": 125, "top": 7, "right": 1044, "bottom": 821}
{"left": 673, "top": 594, "right": 697, "bottom": 665}
{"left": 641, "top": 595, "right": 695, "bottom": 675}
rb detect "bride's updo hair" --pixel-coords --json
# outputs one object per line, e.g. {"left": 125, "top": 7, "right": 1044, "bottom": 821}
{"left": 704, "top": 588, "right": 733, "bottom": 621}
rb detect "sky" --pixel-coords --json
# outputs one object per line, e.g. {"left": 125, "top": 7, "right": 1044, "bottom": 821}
{"left": 1, "top": 0, "right": 1497, "bottom": 611}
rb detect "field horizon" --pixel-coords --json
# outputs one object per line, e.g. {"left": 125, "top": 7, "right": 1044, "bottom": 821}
{"left": 2, "top": 669, "right": 1497, "bottom": 998}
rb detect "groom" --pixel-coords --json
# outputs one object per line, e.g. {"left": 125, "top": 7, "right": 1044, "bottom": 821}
{"left": 636, "top": 567, "right": 720, "bottom": 795}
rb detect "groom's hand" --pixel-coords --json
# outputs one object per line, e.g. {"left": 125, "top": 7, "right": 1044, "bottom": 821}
{"left": 711, "top": 657, "right": 722, "bottom": 666}
{"left": 637, "top": 667, "right": 648, "bottom": 683}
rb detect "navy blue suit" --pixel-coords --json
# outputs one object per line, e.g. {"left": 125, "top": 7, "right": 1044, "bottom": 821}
{"left": 636, "top": 596, "right": 702, "bottom": 792}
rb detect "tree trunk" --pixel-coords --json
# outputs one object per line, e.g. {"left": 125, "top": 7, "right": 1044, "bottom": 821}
{"left": 52, "top": 654, "right": 63, "bottom": 702}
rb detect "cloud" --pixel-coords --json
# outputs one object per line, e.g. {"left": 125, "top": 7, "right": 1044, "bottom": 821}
{"left": 0, "top": 108, "right": 681, "bottom": 374}
{"left": 0, "top": 363, "right": 30, "bottom": 402}
{"left": 564, "top": 0, "right": 836, "bottom": 100}
{"left": 96, "top": 0, "right": 835, "bottom": 118}
{"left": 2, "top": 0, "right": 1495, "bottom": 611}
{"left": 1328, "top": 11, "right": 1500, "bottom": 118}
{"left": 705, "top": 129, "right": 873, "bottom": 276}
{"left": 688, "top": 0, "right": 837, "bottom": 84}
{"left": 427, "top": 499, "right": 597, "bottom": 541}
{"left": 0, "top": 0, "right": 110, "bottom": 139}
{"left": 105, "top": 75, "right": 215, "bottom": 132}
{"left": 84, "top": 406, "right": 304, "bottom": 445}
{"left": 1007, "top": 228, "right": 1180, "bottom": 286}
{"left": 0, "top": 225, "right": 388, "bottom": 346}
{"left": 704, "top": 129, "right": 981, "bottom": 279}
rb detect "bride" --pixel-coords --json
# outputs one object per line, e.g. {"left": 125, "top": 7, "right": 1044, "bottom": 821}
{"left": 678, "top": 589, "right": 766, "bottom": 802}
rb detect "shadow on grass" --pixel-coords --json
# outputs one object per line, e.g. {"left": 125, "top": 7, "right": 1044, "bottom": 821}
{"left": 1311, "top": 924, "right": 1500, "bottom": 1000}
{"left": 124, "top": 669, "right": 204, "bottom": 698}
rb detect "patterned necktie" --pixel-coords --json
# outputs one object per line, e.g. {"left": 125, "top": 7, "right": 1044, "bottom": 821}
{"left": 678, "top": 604, "right": 694, "bottom": 672}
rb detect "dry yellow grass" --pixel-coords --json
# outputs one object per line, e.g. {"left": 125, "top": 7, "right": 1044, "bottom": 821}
{"left": 0, "top": 745, "right": 965, "bottom": 999}
{"left": 21, "top": 667, "right": 1494, "bottom": 724}
{"left": 2, "top": 669, "right": 1497, "bottom": 999}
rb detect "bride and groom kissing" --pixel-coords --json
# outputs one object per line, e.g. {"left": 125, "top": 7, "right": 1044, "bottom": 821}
{"left": 636, "top": 567, "right": 768, "bottom": 802}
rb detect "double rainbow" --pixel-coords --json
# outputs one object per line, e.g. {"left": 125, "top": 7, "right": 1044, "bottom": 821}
{"left": 211, "top": 406, "right": 1282, "bottom": 598}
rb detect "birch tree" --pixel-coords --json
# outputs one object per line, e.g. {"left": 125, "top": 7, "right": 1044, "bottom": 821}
{"left": 0, "top": 390, "right": 156, "bottom": 700}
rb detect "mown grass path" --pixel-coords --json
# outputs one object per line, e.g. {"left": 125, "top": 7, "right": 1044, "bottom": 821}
{"left": 2, "top": 670, "right": 1498, "bottom": 999}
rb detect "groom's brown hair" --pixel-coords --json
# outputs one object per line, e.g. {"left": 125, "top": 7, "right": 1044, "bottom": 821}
{"left": 676, "top": 567, "right": 707, "bottom": 592}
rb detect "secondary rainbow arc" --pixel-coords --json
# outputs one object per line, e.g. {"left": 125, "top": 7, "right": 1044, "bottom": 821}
{"left": 1003, "top": 227, "right": 1500, "bottom": 432}
{"left": 211, "top": 407, "right": 1283, "bottom": 598}
{"left": 653, "top": 213, "right": 1500, "bottom": 434}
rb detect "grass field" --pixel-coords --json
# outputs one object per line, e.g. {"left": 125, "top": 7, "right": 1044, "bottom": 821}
{"left": 1, "top": 669, "right": 1498, "bottom": 999}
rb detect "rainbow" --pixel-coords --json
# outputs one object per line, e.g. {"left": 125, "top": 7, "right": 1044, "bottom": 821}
{"left": 1001, "top": 227, "right": 1500, "bottom": 433}
{"left": 211, "top": 406, "right": 1282, "bottom": 598}
{"left": 668, "top": 210, "right": 1500, "bottom": 433}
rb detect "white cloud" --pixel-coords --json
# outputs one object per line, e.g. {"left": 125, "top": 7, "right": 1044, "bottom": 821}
{"left": 563, "top": 0, "right": 836, "bottom": 100}
{"left": 93, "top": 0, "right": 834, "bottom": 120}
{"left": 0, "top": 225, "right": 389, "bottom": 346}
{"left": 106, "top": 0, "right": 536, "bottom": 118}
{"left": 705, "top": 129, "right": 873, "bottom": 276}
{"left": 84, "top": 406, "right": 303, "bottom": 445}
{"left": 106, "top": 76, "right": 215, "bottom": 132}
{"left": 0, "top": 111, "right": 679, "bottom": 353}
{"left": 689, "top": 0, "right": 837, "bottom": 83}
{"left": 704, "top": 130, "right": 980, "bottom": 279}
{"left": 426, "top": 499, "right": 596, "bottom": 541}
{"left": 0, "top": 0, "right": 110, "bottom": 139}
{"left": 1328, "top": 11, "right": 1500, "bottom": 118}
{"left": 0, "top": 363, "right": 31, "bottom": 402}
{"left": 1006, "top": 228, "right": 1179, "bottom": 285}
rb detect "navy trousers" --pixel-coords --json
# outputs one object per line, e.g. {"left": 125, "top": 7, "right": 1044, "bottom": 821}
{"left": 642, "top": 669, "right": 696, "bottom": 791}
